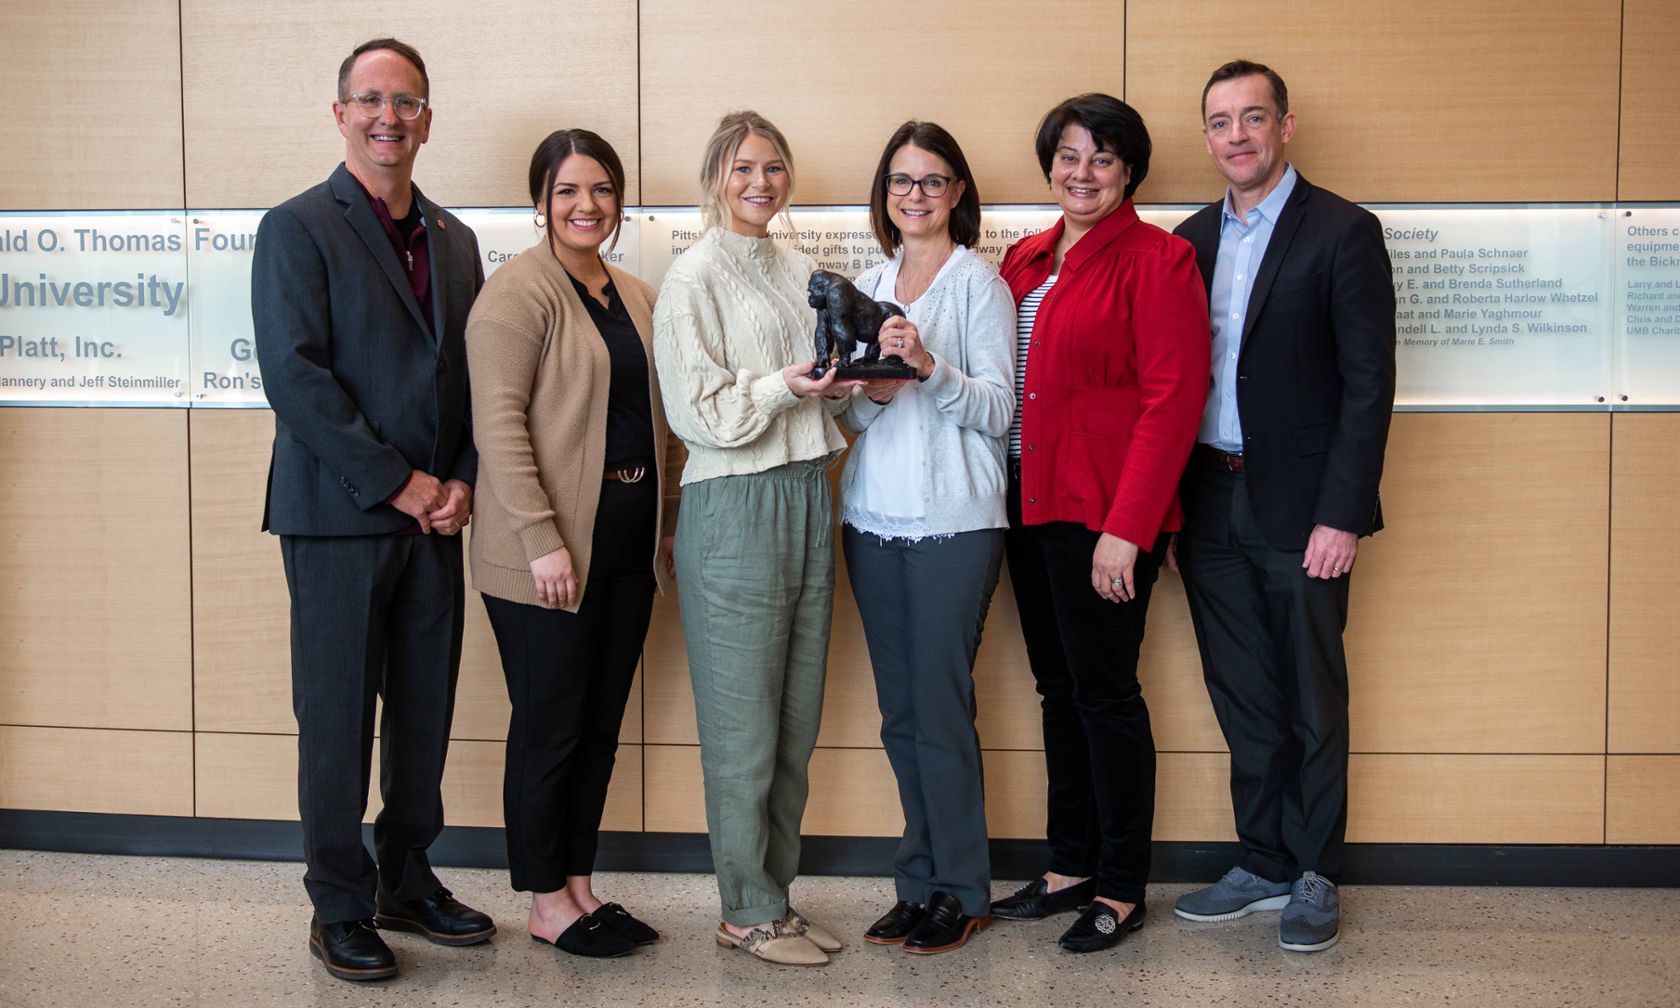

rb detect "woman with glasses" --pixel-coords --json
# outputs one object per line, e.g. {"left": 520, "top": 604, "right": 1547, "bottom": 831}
{"left": 652, "top": 111, "right": 854, "bottom": 967}
{"left": 838, "top": 121, "right": 1015, "bottom": 955}
{"left": 465, "top": 129, "right": 674, "bottom": 958}
{"left": 987, "top": 94, "right": 1209, "bottom": 952}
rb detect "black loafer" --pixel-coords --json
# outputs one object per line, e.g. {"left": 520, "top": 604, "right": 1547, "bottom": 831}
{"left": 375, "top": 886, "right": 496, "bottom": 946}
{"left": 595, "top": 902, "right": 659, "bottom": 945}
{"left": 903, "top": 891, "right": 991, "bottom": 955}
{"left": 865, "top": 901, "right": 926, "bottom": 945}
{"left": 990, "top": 876, "right": 1097, "bottom": 920}
{"left": 532, "top": 910, "right": 637, "bottom": 958}
{"left": 1057, "top": 900, "right": 1146, "bottom": 953}
{"left": 309, "top": 916, "right": 397, "bottom": 981}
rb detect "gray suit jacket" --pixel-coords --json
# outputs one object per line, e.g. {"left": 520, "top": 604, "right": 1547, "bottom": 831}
{"left": 253, "top": 163, "right": 482, "bottom": 535}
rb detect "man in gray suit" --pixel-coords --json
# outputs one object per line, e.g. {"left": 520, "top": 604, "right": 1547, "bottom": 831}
{"left": 252, "top": 37, "right": 491, "bottom": 982}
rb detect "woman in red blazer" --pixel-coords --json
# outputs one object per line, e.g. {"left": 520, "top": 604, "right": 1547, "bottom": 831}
{"left": 987, "top": 94, "right": 1210, "bottom": 953}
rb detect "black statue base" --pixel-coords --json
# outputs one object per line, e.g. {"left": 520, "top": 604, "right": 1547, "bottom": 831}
{"left": 810, "top": 359, "right": 918, "bottom": 381}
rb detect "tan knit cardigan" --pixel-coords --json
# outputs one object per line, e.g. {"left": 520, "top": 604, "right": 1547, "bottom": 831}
{"left": 465, "top": 241, "right": 678, "bottom": 611}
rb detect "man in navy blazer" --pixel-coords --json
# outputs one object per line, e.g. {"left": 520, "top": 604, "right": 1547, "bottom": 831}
{"left": 252, "top": 37, "right": 492, "bottom": 982}
{"left": 1167, "top": 61, "right": 1396, "bottom": 954}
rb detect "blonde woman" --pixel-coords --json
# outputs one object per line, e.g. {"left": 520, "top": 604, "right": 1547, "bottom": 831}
{"left": 653, "top": 111, "right": 853, "bottom": 966}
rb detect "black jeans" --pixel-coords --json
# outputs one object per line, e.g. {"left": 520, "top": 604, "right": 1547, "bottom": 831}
{"left": 1178, "top": 456, "right": 1350, "bottom": 883}
{"left": 1005, "top": 478, "right": 1161, "bottom": 904}
{"left": 280, "top": 532, "right": 465, "bottom": 925}
{"left": 482, "top": 477, "right": 657, "bottom": 892}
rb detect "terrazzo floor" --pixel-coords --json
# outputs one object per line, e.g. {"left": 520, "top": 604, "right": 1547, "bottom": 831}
{"left": 0, "top": 849, "right": 1675, "bottom": 1007}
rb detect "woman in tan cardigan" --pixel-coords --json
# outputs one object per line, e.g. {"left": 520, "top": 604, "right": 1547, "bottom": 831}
{"left": 465, "top": 130, "right": 675, "bottom": 959}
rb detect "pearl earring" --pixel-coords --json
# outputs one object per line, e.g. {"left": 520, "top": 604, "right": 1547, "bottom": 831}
{"left": 534, "top": 213, "right": 546, "bottom": 228}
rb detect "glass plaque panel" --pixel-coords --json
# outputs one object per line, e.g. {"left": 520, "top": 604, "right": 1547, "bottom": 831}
{"left": 1612, "top": 207, "right": 1680, "bottom": 406}
{"left": 187, "top": 211, "right": 267, "bottom": 404}
{"left": 1376, "top": 207, "right": 1613, "bottom": 407}
{"left": 0, "top": 212, "right": 190, "bottom": 404}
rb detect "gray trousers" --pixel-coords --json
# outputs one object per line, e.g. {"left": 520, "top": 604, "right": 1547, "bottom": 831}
{"left": 674, "top": 459, "right": 834, "bottom": 927}
{"left": 843, "top": 525, "right": 1005, "bottom": 917}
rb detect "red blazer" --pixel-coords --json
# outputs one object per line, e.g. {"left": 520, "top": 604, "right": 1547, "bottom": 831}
{"left": 1000, "top": 200, "right": 1211, "bottom": 547}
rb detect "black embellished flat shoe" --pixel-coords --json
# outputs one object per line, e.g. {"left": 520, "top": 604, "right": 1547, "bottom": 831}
{"left": 902, "top": 892, "right": 991, "bottom": 955}
{"left": 990, "top": 876, "right": 1097, "bottom": 920}
{"left": 1057, "top": 900, "right": 1146, "bottom": 953}
{"left": 595, "top": 902, "right": 659, "bottom": 945}
{"left": 375, "top": 886, "right": 496, "bottom": 946}
{"left": 865, "top": 901, "right": 926, "bottom": 945}
{"left": 531, "top": 910, "right": 637, "bottom": 959}
{"left": 308, "top": 916, "right": 397, "bottom": 981}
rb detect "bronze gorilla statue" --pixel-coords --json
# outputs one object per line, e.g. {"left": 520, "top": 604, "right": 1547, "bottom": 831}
{"left": 806, "top": 269, "right": 910, "bottom": 379}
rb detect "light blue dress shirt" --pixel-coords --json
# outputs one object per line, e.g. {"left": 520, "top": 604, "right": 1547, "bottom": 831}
{"left": 1199, "top": 164, "right": 1298, "bottom": 452}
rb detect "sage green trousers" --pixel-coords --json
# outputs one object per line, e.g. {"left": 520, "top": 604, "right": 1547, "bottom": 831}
{"left": 673, "top": 458, "right": 834, "bottom": 927}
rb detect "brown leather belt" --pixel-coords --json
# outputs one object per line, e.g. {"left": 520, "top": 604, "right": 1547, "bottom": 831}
{"left": 603, "top": 466, "right": 648, "bottom": 483}
{"left": 1200, "top": 445, "right": 1245, "bottom": 473}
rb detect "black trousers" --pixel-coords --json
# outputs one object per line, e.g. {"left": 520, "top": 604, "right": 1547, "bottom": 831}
{"left": 482, "top": 477, "right": 657, "bottom": 892}
{"left": 280, "top": 531, "right": 465, "bottom": 925}
{"left": 1005, "top": 479, "right": 1161, "bottom": 904}
{"left": 1178, "top": 456, "right": 1351, "bottom": 883}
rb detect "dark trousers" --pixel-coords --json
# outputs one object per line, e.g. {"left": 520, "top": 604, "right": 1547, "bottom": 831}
{"left": 280, "top": 531, "right": 465, "bottom": 925}
{"left": 1005, "top": 479, "right": 1160, "bottom": 904}
{"left": 482, "top": 477, "right": 657, "bottom": 892}
{"left": 1178, "top": 456, "right": 1351, "bottom": 883}
{"left": 843, "top": 525, "right": 1004, "bottom": 917}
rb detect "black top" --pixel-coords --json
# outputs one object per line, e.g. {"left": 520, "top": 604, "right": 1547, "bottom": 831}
{"left": 569, "top": 271, "right": 656, "bottom": 470}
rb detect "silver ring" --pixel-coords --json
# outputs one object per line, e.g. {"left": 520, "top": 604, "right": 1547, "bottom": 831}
{"left": 1332, "top": 566, "right": 1341, "bottom": 573}
{"left": 1112, "top": 578, "right": 1123, "bottom": 586}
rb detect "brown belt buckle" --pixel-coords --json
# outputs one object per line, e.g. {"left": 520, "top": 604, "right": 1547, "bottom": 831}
{"left": 606, "top": 466, "right": 647, "bottom": 483}
{"left": 1205, "top": 446, "right": 1244, "bottom": 473}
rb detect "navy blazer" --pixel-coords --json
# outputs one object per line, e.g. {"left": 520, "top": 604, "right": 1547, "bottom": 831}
{"left": 1173, "top": 173, "right": 1396, "bottom": 550}
{"left": 253, "top": 163, "right": 483, "bottom": 536}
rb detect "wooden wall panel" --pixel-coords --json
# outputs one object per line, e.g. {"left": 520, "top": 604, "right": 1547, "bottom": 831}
{"left": 1609, "top": 414, "right": 1680, "bottom": 752}
{"left": 1155, "top": 753, "right": 1239, "bottom": 842}
{"left": 643, "top": 745, "right": 704, "bottom": 833}
{"left": 0, "top": 2, "right": 184, "bottom": 209}
{"left": 0, "top": 726, "right": 192, "bottom": 816}
{"left": 1606, "top": 756, "right": 1680, "bottom": 844}
{"left": 1126, "top": 0, "right": 1622, "bottom": 204}
{"left": 1346, "top": 754, "right": 1605, "bottom": 844}
{"left": 196, "top": 732, "right": 643, "bottom": 832}
{"left": 982, "top": 749, "right": 1047, "bottom": 840}
{"left": 0, "top": 409, "right": 192, "bottom": 731}
{"left": 801, "top": 748, "right": 904, "bottom": 837}
{"left": 1618, "top": 0, "right": 1680, "bottom": 199}
{"left": 1139, "top": 576, "right": 1226, "bottom": 752}
{"left": 179, "top": 1, "right": 640, "bottom": 208}
{"left": 639, "top": 0, "right": 1125, "bottom": 205}
{"left": 1345, "top": 414, "right": 1609, "bottom": 753}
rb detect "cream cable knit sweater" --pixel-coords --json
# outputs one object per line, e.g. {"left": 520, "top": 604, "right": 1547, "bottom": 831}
{"left": 653, "top": 227, "right": 847, "bottom": 484}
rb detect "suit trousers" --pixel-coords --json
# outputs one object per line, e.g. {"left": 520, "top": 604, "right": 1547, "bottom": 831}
{"left": 675, "top": 458, "right": 834, "bottom": 928}
{"left": 1005, "top": 479, "right": 1160, "bottom": 905}
{"left": 843, "top": 525, "right": 1004, "bottom": 917}
{"left": 1178, "top": 456, "right": 1351, "bottom": 883}
{"left": 280, "top": 531, "right": 465, "bottom": 925}
{"left": 482, "top": 477, "right": 657, "bottom": 893}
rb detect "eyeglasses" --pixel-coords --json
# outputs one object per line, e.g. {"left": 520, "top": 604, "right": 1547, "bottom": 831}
{"left": 884, "top": 173, "right": 954, "bottom": 198}
{"left": 345, "top": 92, "right": 428, "bottom": 121}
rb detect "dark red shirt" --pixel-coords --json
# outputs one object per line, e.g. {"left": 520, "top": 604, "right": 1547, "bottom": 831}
{"left": 999, "top": 200, "right": 1211, "bottom": 547}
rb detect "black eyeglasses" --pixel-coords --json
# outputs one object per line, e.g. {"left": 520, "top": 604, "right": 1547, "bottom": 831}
{"left": 884, "top": 173, "right": 954, "bottom": 198}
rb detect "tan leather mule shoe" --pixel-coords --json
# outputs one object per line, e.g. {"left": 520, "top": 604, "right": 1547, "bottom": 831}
{"left": 714, "top": 919, "right": 829, "bottom": 966}
{"left": 786, "top": 908, "right": 842, "bottom": 953}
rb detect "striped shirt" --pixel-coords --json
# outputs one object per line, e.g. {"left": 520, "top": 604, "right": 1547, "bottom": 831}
{"left": 1009, "top": 276, "right": 1057, "bottom": 458}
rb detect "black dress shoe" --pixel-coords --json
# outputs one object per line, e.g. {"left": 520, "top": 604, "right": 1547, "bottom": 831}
{"left": 990, "top": 876, "right": 1097, "bottom": 920}
{"left": 1057, "top": 900, "right": 1146, "bottom": 953}
{"left": 903, "top": 891, "right": 991, "bottom": 955}
{"left": 309, "top": 916, "right": 397, "bottom": 981}
{"left": 531, "top": 910, "right": 637, "bottom": 958}
{"left": 595, "top": 902, "right": 659, "bottom": 945}
{"left": 375, "top": 886, "right": 496, "bottom": 946}
{"left": 864, "top": 901, "right": 926, "bottom": 945}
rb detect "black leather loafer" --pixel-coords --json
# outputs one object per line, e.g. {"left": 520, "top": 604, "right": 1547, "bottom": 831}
{"left": 865, "top": 901, "right": 926, "bottom": 945}
{"left": 375, "top": 886, "right": 496, "bottom": 946}
{"left": 595, "top": 902, "right": 659, "bottom": 945}
{"left": 903, "top": 892, "right": 991, "bottom": 955}
{"left": 532, "top": 910, "right": 637, "bottom": 958}
{"left": 990, "top": 876, "right": 1097, "bottom": 920}
{"left": 1057, "top": 900, "right": 1146, "bottom": 953}
{"left": 309, "top": 916, "right": 397, "bottom": 981}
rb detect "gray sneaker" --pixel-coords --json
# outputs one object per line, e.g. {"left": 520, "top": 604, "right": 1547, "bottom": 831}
{"left": 1174, "top": 866, "right": 1293, "bottom": 922}
{"left": 1278, "top": 871, "right": 1340, "bottom": 952}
